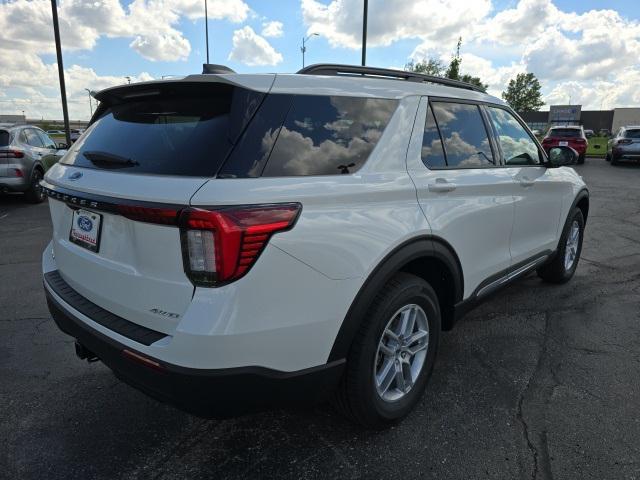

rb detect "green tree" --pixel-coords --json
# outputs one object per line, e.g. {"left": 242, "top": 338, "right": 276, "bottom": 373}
{"left": 406, "top": 37, "right": 488, "bottom": 93}
{"left": 502, "top": 73, "right": 545, "bottom": 112}
{"left": 404, "top": 58, "right": 445, "bottom": 76}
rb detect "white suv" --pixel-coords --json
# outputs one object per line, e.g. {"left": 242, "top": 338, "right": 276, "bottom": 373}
{"left": 42, "top": 64, "right": 588, "bottom": 427}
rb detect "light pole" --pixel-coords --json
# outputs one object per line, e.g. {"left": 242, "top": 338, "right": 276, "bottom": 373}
{"left": 50, "top": 0, "right": 71, "bottom": 147}
{"left": 361, "top": 0, "right": 368, "bottom": 66}
{"left": 301, "top": 33, "right": 319, "bottom": 68}
{"left": 204, "top": 0, "right": 210, "bottom": 63}
{"left": 125, "top": 76, "right": 132, "bottom": 84}
{"left": 84, "top": 88, "right": 93, "bottom": 118}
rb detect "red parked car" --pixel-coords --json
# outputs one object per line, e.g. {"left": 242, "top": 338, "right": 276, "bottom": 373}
{"left": 542, "top": 126, "right": 587, "bottom": 164}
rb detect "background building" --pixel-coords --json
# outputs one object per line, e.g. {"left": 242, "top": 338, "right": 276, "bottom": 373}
{"left": 519, "top": 107, "right": 639, "bottom": 135}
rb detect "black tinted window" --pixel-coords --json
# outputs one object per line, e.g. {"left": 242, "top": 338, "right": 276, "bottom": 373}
{"left": 25, "top": 129, "right": 44, "bottom": 147}
{"left": 431, "top": 102, "right": 493, "bottom": 168}
{"left": 487, "top": 107, "right": 540, "bottom": 165}
{"left": 61, "top": 85, "right": 264, "bottom": 176}
{"left": 0, "top": 130, "right": 9, "bottom": 146}
{"left": 421, "top": 106, "right": 446, "bottom": 168}
{"left": 548, "top": 128, "right": 581, "bottom": 138}
{"left": 625, "top": 129, "right": 640, "bottom": 139}
{"left": 261, "top": 96, "right": 397, "bottom": 176}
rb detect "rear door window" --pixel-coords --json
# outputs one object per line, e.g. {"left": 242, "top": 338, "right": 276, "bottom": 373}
{"left": 420, "top": 106, "right": 447, "bottom": 168}
{"left": 37, "top": 130, "right": 57, "bottom": 149}
{"left": 261, "top": 96, "right": 397, "bottom": 176}
{"left": 25, "top": 129, "right": 44, "bottom": 147}
{"left": 430, "top": 102, "right": 494, "bottom": 168}
{"left": 61, "top": 84, "right": 264, "bottom": 176}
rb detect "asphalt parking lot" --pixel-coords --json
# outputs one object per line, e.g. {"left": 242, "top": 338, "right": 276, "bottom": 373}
{"left": 2, "top": 158, "right": 640, "bottom": 480}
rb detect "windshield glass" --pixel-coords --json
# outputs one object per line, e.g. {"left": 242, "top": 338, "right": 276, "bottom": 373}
{"left": 625, "top": 129, "right": 640, "bottom": 139}
{"left": 548, "top": 128, "right": 582, "bottom": 138}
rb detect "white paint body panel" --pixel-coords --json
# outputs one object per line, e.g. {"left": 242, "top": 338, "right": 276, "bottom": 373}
{"left": 42, "top": 74, "right": 587, "bottom": 373}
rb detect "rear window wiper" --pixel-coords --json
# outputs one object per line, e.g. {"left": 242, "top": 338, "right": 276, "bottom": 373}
{"left": 82, "top": 151, "right": 140, "bottom": 168}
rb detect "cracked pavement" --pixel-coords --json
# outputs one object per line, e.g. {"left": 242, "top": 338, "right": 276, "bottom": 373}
{"left": 2, "top": 158, "right": 640, "bottom": 479}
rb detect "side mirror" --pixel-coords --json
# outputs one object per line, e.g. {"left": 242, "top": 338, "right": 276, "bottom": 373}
{"left": 57, "top": 142, "right": 68, "bottom": 149}
{"left": 548, "top": 146, "right": 578, "bottom": 167}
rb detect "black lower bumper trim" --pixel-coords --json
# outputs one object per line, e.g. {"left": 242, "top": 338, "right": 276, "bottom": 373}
{"left": 45, "top": 286, "right": 345, "bottom": 418}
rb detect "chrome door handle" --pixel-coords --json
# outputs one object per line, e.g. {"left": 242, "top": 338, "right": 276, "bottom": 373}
{"left": 428, "top": 178, "right": 457, "bottom": 193}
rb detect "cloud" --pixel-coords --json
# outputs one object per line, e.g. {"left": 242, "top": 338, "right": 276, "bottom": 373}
{"left": 262, "top": 21, "right": 284, "bottom": 38}
{"left": 301, "top": 0, "right": 491, "bottom": 49}
{"left": 228, "top": 26, "right": 283, "bottom": 66}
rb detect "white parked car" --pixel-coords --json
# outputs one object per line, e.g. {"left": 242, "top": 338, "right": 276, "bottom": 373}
{"left": 42, "top": 64, "right": 589, "bottom": 427}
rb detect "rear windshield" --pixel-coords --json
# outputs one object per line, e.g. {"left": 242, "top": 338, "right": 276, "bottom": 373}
{"left": 548, "top": 128, "right": 582, "bottom": 138}
{"left": 0, "top": 130, "right": 9, "bottom": 146}
{"left": 60, "top": 84, "right": 264, "bottom": 176}
{"left": 625, "top": 129, "right": 640, "bottom": 138}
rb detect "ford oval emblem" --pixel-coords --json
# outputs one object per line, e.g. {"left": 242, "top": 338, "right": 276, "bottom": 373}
{"left": 77, "top": 216, "right": 93, "bottom": 232}
{"left": 69, "top": 172, "right": 83, "bottom": 181}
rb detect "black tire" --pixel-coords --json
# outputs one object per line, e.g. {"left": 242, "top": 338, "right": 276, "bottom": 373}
{"left": 577, "top": 154, "right": 585, "bottom": 164}
{"left": 537, "top": 208, "right": 584, "bottom": 284}
{"left": 24, "top": 168, "right": 45, "bottom": 204}
{"left": 605, "top": 152, "right": 611, "bottom": 162}
{"left": 332, "top": 272, "right": 441, "bottom": 428}
{"left": 611, "top": 155, "right": 619, "bottom": 166}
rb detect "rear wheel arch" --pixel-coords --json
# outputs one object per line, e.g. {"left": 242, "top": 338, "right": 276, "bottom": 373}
{"left": 328, "top": 236, "right": 463, "bottom": 362}
{"left": 575, "top": 192, "right": 589, "bottom": 224}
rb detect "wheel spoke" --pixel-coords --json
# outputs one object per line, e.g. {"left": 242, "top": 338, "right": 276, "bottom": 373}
{"left": 406, "top": 330, "right": 428, "bottom": 346}
{"left": 377, "top": 359, "right": 395, "bottom": 394}
{"left": 384, "top": 328, "right": 399, "bottom": 342}
{"left": 379, "top": 342, "right": 395, "bottom": 357}
{"left": 394, "top": 361, "right": 406, "bottom": 392}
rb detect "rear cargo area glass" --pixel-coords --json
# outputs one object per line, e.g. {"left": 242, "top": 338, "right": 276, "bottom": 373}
{"left": 60, "top": 85, "right": 264, "bottom": 176}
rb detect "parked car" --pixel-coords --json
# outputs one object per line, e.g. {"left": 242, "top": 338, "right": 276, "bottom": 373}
{"left": 46, "top": 130, "right": 64, "bottom": 135}
{"left": 0, "top": 125, "right": 67, "bottom": 202}
{"left": 606, "top": 126, "right": 640, "bottom": 165}
{"left": 541, "top": 126, "right": 588, "bottom": 164}
{"left": 584, "top": 129, "right": 594, "bottom": 138}
{"left": 41, "top": 64, "right": 589, "bottom": 427}
{"left": 70, "top": 128, "right": 85, "bottom": 143}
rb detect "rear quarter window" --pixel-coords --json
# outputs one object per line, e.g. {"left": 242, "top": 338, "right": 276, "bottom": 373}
{"left": 261, "top": 95, "right": 398, "bottom": 176}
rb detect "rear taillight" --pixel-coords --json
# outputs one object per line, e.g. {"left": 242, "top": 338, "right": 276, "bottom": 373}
{"left": 117, "top": 205, "right": 180, "bottom": 225}
{"left": 0, "top": 150, "right": 24, "bottom": 158}
{"left": 179, "top": 204, "right": 301, "bottom": 286}
{"left": 618, "top": 139, "right": 633, "bottom": 145}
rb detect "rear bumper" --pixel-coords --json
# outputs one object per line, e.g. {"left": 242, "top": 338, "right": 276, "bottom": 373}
{"left": 0, "top": 176, "right": 29, "bottom": 192}
{"left": 44, "top": 277, "right": 345, "bottom": 418}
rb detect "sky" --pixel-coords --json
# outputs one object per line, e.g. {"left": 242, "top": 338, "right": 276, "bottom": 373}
{"left": 1, "top": 0, "right": 639, "bottom": 120}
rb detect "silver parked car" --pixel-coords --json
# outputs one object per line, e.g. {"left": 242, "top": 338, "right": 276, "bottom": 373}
{"left": 0, "top": 125, "right": 67, "bottom": 203}
{"left": 606, "top": 126, "right": 640, "bottom": 165}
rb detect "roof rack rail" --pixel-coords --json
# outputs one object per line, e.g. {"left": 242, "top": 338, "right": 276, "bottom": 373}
{"left": 297, "top": 63, "right": 484, "bottom": 93}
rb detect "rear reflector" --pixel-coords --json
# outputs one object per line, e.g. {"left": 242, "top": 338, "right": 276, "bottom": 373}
{"left": 122, "top": 349, "right": 166, "bottom": 373}
{"left": 179, "top": 203, "right": 301, "bottom": 286}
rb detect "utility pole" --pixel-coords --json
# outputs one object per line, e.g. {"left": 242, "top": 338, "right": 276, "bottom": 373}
{"left": 361, "top": 0, "right": 368, "bottom": 66}
{"left": 50, "top": 0, "right": 71, "bottom": 146}
{"left": 125, "top": 76, "right": 132, "bottom": 84}
{"left": 205, "top": 0, "right": 210, "bottom": 63}
{"left": 301, "top": 33, "right": 319, "bottom": 68}
{"left": 84, "top": 88, "right": 93, "bottom": 118}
